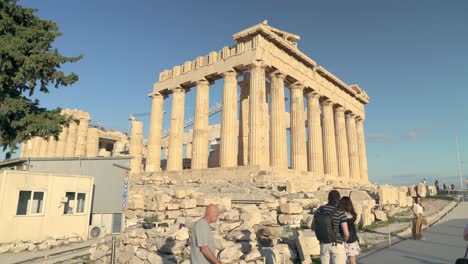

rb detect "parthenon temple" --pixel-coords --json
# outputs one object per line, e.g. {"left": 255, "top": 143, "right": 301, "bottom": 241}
{"left": 144, "top": 21, "right": 370, "bottom": 183}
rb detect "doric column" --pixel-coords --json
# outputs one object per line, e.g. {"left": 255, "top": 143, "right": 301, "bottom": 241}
{"left": 269, "top": 71, "right": 288, "bottom": 168}
{"left": 335, "top": 106, "right": 350, "bottom": 178}
{"left": 322, "top": 100, "right": 338, "bottom": 176}
{"left": 238, "top": 76, "right": 249, "bottom": 166}
{"left": 306, "top": 92, "right": 324, "bottom": 174}
{"left": 356, "top": 117, "right": 369, "bottom": 182}
{"left": 249, "top": 61, "right": 268, "bottom": 167}
{"left": 163, "top": 147, "right": 168, "bottom": 159}
{"left": 289, "top": 83, "right": 307, "bottom": 171}
{"left": 192, "top": 80, "right": 210, "bottom": 169}
{"left": 220, "top": 70, "right": 238, "bottom": 167}
{"left": 146, "top": 92, "right": 165, "bottom": 172}
{"left": 167, "top": 86, "right": 186, "bottom": 171}
{"left": 129, "top": 119, "right": 143, "bottom": 174}
{"left": 55, "top": 126, "right": 69, "bottom": 157}
{"left": 75, "top": 116, "right": 90, "bottom": 157}
{"left": 47, "top": 136, "right": 57, "bottom": 157}
{"left": 31, "top": 137, "right": 41, "bottom": 157}
{"left": 346, "top": 113, "right": 361, "bottom": 180}
{"left": 86, "top": 127, "right": 99, "bottom": 157}
{"left": 39, "top": 137, "right": 48, "bottom": 157}
{"left": 64, "top": 120, "right": 78, "bottom": 157}
{"left": 186, "top": 143, "right": 192, "bottom": 159}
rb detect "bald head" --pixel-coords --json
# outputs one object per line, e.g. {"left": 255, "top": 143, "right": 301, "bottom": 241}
{"left": 203, "top": 204, "right": 220, "bottom": 223}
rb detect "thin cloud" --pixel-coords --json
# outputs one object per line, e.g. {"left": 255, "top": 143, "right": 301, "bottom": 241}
{"left": 366, "top": 134, "right": 395, "bottom": 142}
{"left": 400, "top": 127, "right": 428, "bottom": 140}
{"left": 367, "top": 127, "right": 429, "bottom": 143}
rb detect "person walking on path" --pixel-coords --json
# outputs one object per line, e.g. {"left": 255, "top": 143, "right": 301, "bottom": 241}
{"left": 412, "top": 196, "right": 425, "bottom": 240}
{"left": 339, "top": 196, "right": 361, "bottom": 264}
{"left": 190, "top": 204, "right": 221, "bottom": 264}
{"left": 312, "top": 190, "right": 350, "bottom": 264}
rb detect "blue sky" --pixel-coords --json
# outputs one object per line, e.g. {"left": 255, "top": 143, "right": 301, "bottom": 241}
{"left": 6, "top": 0, "right": 468, "bottom": 186}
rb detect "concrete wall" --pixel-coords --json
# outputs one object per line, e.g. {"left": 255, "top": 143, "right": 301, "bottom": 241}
{"left": 0, "top": 171, "right": 93, "bottom": 243}
{"left": 27, "top": 157, "right": 130, "bottom": 214}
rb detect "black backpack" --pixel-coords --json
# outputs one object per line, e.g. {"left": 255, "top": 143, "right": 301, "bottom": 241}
{"left": 313, "top": 206, "right": 337, "bottom": 243}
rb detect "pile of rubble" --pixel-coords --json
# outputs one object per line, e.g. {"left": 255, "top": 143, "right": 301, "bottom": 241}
{"left": 89, "top": 176, "right": 436, "bottom": 263}
{"left": 0, "top": 234, "right": 83, "bottom": 254}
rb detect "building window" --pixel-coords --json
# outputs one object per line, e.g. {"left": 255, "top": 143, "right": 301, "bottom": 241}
{"left": 64, "top": 192, "right": 86, "bottom": 214}
{"left": 16, "top": 190, "right": 45, "bottom": 215}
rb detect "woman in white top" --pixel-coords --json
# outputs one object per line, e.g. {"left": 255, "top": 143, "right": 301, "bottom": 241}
{"left": 412, "top": 196, "right": 425, "bottom": 239}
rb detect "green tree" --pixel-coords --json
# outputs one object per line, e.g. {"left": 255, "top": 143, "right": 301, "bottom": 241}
{"left": 0, "top": 0, "right": 82, "bottom": 158}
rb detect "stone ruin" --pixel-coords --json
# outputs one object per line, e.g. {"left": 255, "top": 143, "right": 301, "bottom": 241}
{"left": 20, "top": 109, "right": 129, "bottom": 159}
{"left": 87, "top": 174, "right": 435, "bottom": 264}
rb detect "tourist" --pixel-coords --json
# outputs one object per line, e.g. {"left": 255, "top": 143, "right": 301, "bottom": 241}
{"left": 312, "top": 190, "right": 349, "bottom": 264}
{"left": 443, "top": 183, "right": 447, "bottom": 190}
{"left": 412, "top": 196, "right": 425, "bottom": 240}
{"left": 339, "top": 196, "right": 361, "bottom": 264}
{"left": 464, "top": 224, "right": 468, "bottom": 241}
{"left": 451, "top": 183, "right": 455, "bottom": 190}
{"left": 190, "top": 204, "right": 221, "bottom": 264}
{"left": 435, "top": 180, "right": 439, "bottom": 192}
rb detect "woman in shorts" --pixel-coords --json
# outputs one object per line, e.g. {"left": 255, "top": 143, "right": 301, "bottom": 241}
{"left": 339, "top": 196, "right": 360, "bottom": 264}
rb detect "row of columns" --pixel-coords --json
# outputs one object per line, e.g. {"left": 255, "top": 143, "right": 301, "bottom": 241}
{"left": 146, "top": 62, "right": 368, "bottom": 182}
{"left": 22, "top": 117, "right": 97, "bottom": 158}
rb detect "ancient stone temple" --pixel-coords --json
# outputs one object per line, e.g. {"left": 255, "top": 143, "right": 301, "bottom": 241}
{"left": 145, "top": 21, "right": 370, "bottom": 183}
{"left": 20, "top": 109, "right": 130, "bottom": 159}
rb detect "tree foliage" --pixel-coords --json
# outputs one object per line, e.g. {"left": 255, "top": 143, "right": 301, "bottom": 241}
{"left": 0, "top": 0, "right": 82, "bottom": 158}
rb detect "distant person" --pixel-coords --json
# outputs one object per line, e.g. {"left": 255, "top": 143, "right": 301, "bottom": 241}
{"left": 190, "top": 204, "right": 221, "bottom": 264}
{"left": 464, "top": 224, "right": 468, "bottom": 241}
{"left": 435, "top": 180, "right": 439, "bottom": 192}
{"left": 412, "top": 196, "right": 425, "bottom": 240}
{"left": 443, "top": 183, "right": 447, "bottom": 190}
{"left": 312, "top": 190, "right": 349, "bottom": 264}
{"left": 451, "top": 183, "right": 456, "bottom": 190}
{"left": 339, "top": 197, "right": 360, "bottom": 264}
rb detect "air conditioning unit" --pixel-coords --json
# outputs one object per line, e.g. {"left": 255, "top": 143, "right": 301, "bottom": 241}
{"left": 88, "top": 225, "right": 106, "bottom": 239}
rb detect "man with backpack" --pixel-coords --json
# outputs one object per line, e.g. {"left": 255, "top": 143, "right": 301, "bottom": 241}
{"left": 312, "top": 190, "right": 350, "bottom": 264}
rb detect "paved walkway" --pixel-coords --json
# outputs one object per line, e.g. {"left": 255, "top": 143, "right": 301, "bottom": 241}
{"left": 359, "top": 200, "right": 468, "bottom": 264}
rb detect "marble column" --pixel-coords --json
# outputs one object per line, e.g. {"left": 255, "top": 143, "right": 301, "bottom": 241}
{"left": 167, "top": 86, "right": 186, "bottom": 171}
{"left": 220, "top": 71, "right": 238, "bottom": 167}
{"left": 346, "top": 113, "right": 361, "bottom": 180}
{"left": 322, "top": 100, "right": 338, "bottom": 176}
{"left": 55, "top": 126, "right": 69, "bottom": 157}
{"left": 269, "top": 71, "right": 288, "bottom": 168}
{"left": 31, "top": 137, "right": 41, "bottom": 157}
{"left": 186, "top": 143, "right": 192, "bottom": 159}
{"left": 20, "top": 140, "right": 27, "bottom": 157}
{"left": 192, "top": 80, "right": 210, "bottom": 169}
{"left": 86, "top": 127, "right": 99, "bottom": 157}
{"left": 39, "top": 137, "right": 48, "bottom": 157}
{"left": 47, "top": 136, "right": 57, "bottom": 157}
{"left": 335, "top": 106, "right": 350, "bottom": 178}
{"left": 289, "top": 83, "right": 307, "bottom": 171}
{"left": 75, "top": 117, "right": 90, "bottom": 157}
{"left": 356, "top": 117, "right": 369, "bottom": 182}
{"left": 238, "top": 76, "right": 250, "bottom": 166}
{"left": 146, "top": 92, "right": 165, "bottom": 172}
{"left": 306, "top": 92, "right": 324, "bottom": 174}
{"left": 129, "top": 119, "right": 143, "bottom": 174}
{"left": 163, "top": 147, "right": 168, "bottom": 159}
{"left": 64, "top": 120, "right": 78, "bottom": 157}
{"left": 249, "top": 61, "right": 268, "bottom": 167}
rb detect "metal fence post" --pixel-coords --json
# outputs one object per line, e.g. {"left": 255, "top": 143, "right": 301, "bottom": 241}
{"left": 111, "top": 236, "right": 116, "bottom": 264}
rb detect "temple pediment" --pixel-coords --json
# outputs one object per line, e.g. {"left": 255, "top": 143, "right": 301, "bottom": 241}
{"left": 233, "top": 20, "right": 300, "bottom": 48}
